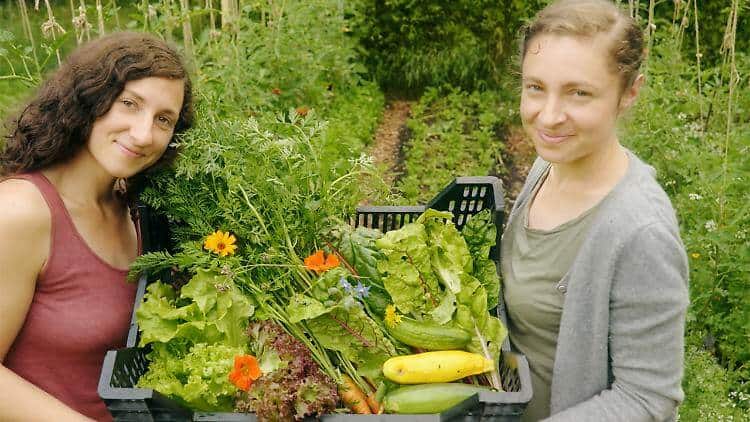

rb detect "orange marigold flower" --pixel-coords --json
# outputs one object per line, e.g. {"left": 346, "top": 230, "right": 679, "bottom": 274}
{"left": 228, "top": 355, "right": 262, "bottom": 392}
{"left": 303, "top": 250, "right": 340, "bottom": 274}
{"left": 271, "top": 87, "right": 282, "bottom": 95}
{"left": 204, "top": 230, "right": 238, "bottom": 257}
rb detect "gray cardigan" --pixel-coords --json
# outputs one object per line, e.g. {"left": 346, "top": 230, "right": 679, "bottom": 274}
{"left": 500, "top": 151, "right": 689, "bottom": 421}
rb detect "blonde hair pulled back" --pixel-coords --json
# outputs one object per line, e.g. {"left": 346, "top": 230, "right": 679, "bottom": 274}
{"left": 521, "top": 0, "right": 645, "bottom": 90}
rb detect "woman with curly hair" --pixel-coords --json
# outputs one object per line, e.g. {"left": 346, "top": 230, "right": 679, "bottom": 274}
{"left": 0, "top": 32, "right": 193, "bottom": 421}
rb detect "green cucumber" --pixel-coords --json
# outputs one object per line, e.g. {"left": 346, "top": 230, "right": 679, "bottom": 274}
{"left": 382, "top": 383, "right": 492, "bottom": 414}
{"left": 386, "top": 318, "right": 471, "bottom": 350}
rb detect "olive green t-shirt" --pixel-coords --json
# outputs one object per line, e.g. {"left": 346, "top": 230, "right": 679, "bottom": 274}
{"left": 504, "top": 170, "right": 602, "bottom": 421}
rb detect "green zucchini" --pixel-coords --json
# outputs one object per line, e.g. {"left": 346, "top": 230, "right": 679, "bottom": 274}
{"left": 382, "top": 383, "right": 492, "bottom": 414}
{"left": 386, "top": 317, "right": 471, "bottom": 350}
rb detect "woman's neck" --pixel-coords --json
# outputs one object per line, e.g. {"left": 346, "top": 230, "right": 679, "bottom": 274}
{"left": 546, "top": 140, "right": 629, "bottom": 197}
{"left": 42, "top": 151, "right": 119, "bottom": 209}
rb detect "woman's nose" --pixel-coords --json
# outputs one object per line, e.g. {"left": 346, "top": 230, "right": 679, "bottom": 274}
{"left": 130, "top": 115, "right": 154, "bottom": 146}
{"left": 538, "top": 96, "right": 567, "bottom": 127}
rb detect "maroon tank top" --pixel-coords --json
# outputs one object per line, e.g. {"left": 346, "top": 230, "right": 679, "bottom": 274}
{"left": 4, "top": 172, "right": 139, "bottom": 422}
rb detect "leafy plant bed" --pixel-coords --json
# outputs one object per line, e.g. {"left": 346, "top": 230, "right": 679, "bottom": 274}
{"left": 99, "top": 177, "right": 531, "bottom": 421}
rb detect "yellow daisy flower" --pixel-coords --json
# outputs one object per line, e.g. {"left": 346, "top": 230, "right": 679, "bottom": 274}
{"left": 384, "top": 304, "right": 402, "bottom": 328}
{"left": 204, "top": 230, "right": 238, "bottom": 257}
{"left": 691, "top": 253, "right": 700, "bottom": 259}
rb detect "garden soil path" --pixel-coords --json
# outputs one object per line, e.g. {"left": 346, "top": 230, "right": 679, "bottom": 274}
{"left": 497, "top": 125, "right": 536, "bottom": 207}
{"left": 368, "top": 99, "right": 413, "bottom": 186}
{"left": 366, "top": 98, "right": 535, "bottom": 209}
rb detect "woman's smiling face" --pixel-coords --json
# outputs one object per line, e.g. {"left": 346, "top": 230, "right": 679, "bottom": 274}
{"left": 520, "top": 33, "right": 632, "bottom": 166}
{"left": 85, "top": 76, "right": 185, "bottom": 179}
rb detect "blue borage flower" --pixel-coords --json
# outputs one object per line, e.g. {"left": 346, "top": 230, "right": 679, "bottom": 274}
{"left": 354, "top": 281, "right": 370, "bottom": 298}
{"left": 339, "top": 277, "right": 370, "bottom": 300}
{"left": 339, "top": 276, "right": 353, "bottom": 293}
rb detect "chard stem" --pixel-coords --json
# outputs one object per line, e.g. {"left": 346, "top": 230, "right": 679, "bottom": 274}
{"left": 325, "top": 240, "right": 359, "bottom": 276}
{"left": 474, "top": 322, "right": 501, "bottom": 390}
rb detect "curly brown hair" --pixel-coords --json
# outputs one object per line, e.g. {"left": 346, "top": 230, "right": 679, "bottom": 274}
{"left": 1, "top": 32, "right": 194, "bottom": 184}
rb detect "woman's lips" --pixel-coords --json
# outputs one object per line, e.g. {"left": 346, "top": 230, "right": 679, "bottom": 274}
{"left": 115, "top": 141, "right": 144, "bottom": 157}
{"left": 537, "top": 130, "right": 572, "bottom": 144}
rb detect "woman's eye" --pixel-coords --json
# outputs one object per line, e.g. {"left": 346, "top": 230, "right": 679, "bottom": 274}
{"left": 526, "top": 84, "right": 542, "bottom": 91}
{"left": 121, "top": 99, "right": 136, "bottom": 108}
{"left": 573, "top": 89, "right": 590, "bottom": 97}
{"left": 157, "top": 116, "right": 173, "bottom": 128}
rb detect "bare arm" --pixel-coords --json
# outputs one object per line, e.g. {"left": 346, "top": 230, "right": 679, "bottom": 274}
{"left": 0, "top": 180, "right": 93, "bottom": 422}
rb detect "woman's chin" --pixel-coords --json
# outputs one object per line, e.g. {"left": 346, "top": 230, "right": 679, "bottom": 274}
{"left": 533, "top": 145, "right": 569, "bottom": 164}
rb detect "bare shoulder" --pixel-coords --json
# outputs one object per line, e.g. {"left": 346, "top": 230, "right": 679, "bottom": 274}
{"left": 0, "top": 178, "right": 50, "bottom": 260}
{"left": 0, "top": 179, "right": 50, "bottom": 230}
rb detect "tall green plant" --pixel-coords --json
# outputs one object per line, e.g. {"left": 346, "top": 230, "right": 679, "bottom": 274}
{"left": 624, "top": 34, "right": 750, "bottom": 413}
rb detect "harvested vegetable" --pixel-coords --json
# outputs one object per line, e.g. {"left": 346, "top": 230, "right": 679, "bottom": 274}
{"left": 366, "top": 391, "right": 381, "bottom": 414}
{"left": 234, "top": 321, "right": 338, "bottom": 420}
{"left": 385, "top": 316, "right": 471, "bottom": 351}
{"left": 339, "top": 374, "right": 372, "bottom": 414}
{"left": 383, "top": 350, "right": 494, "bottom": 384}
{"left": 382, "top": 383, "right": 494, "bottom": 414}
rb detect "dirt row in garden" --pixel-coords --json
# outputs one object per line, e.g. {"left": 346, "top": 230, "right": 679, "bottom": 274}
{"left": 368, "top": 98, "right": 535, "bottom": 205}
{"left": 368, "top": 99, "right": 413, "bottom": 187}
{"left": 493, "top": 126, "right": 536, "bottom": 208}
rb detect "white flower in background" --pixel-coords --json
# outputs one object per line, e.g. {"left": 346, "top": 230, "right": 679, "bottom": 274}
{"left": 687, "top": 121, "right": 703, "bottom": 139}
{"left": 350, "top": 153, "right": 374, "bottom": 167}
{"left": 704, "top": 220, "right": 717, "bottom": 232}
{"left": 678, "top": 112, "right": 687, "bottom": 121}
{"left": 688, "top": 193, "right": 703, "bottom": 201}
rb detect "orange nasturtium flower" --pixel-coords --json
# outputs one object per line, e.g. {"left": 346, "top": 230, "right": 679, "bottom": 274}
{"left": 204, "top": 230, "right": 238, "bottom": 257}
{"left": 303, "top": 250, "right": 340, "bottom": 274}
{"left": 228, "top": 355, "right": 262, "bottom": 392}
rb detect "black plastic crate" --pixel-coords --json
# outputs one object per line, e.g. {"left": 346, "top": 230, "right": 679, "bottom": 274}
{"left": 99, "top": 176, "right": 532, "bottom": 421}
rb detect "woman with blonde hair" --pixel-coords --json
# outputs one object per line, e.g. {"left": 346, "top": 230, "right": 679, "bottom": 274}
{"left": 502, "top": 0, "right": 689, "bottom": 420}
